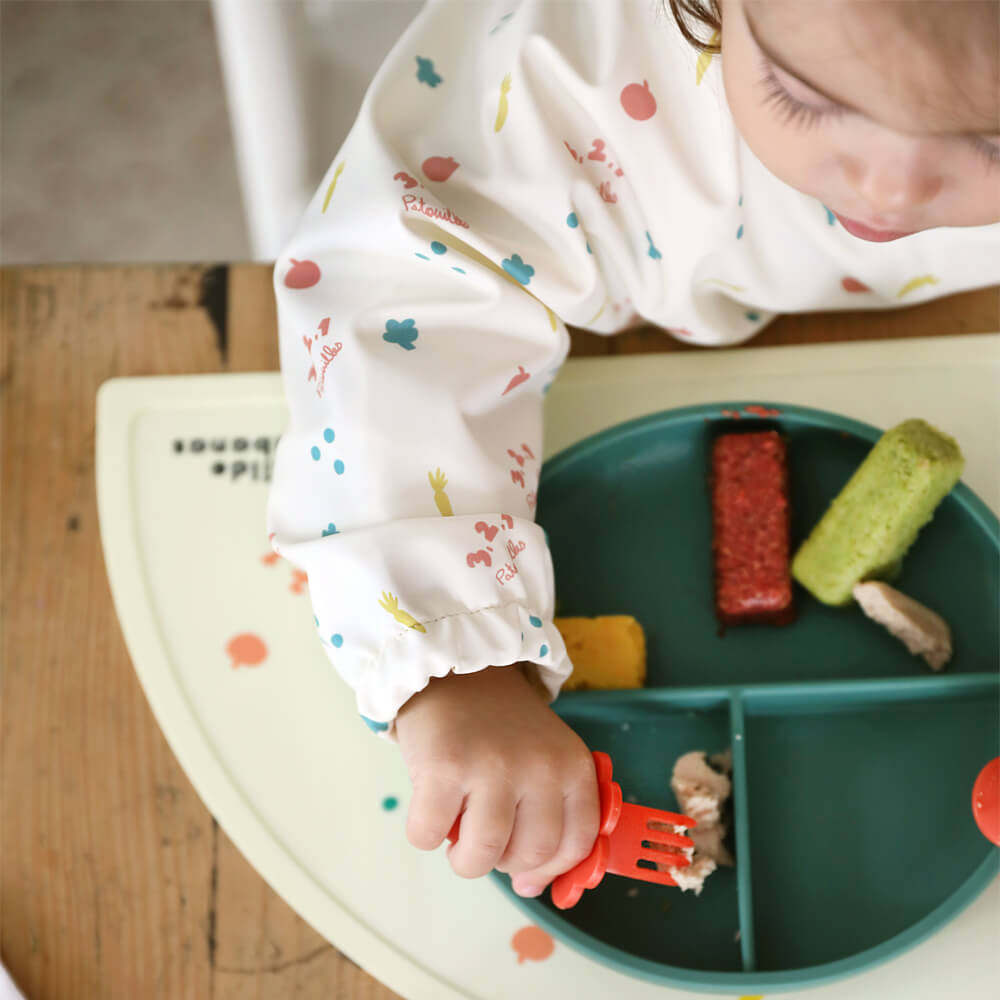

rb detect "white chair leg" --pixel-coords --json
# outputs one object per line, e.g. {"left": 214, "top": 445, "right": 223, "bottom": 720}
{"left": 210, "top": 0, "right": 312, "bottom": 260}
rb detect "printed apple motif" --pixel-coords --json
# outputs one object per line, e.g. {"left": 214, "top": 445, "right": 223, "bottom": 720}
{"left": 284, "top": 259, "right": 321, "bottom": 289}
{"left": 422, "top": 155, "right": 460, "bottom": 182}
{"left": 620, "top": 80, "right": 657, "bottom": 121}
{"left": 841, "top": 276, "right": 871, "bottom": 293}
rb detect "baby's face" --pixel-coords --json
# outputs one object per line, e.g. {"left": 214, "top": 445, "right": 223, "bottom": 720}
{"left": 720, "top": 0, "right": 1000, "bottom": 240}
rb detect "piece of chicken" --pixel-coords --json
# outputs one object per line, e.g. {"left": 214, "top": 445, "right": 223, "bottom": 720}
{"left": 852, "top": 581, "right": 952, "bottom": 671}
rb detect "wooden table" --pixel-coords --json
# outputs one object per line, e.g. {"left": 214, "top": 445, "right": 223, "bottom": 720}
{"left": 2, "top": 264, "right": 997, "bottom": 1000}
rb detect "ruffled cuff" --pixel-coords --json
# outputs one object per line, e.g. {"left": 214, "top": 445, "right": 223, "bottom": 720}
{"left": 359, "top": 601, "right": 570, "bottom": 738}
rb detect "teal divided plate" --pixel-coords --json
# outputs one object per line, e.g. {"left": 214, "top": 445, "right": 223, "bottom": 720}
{"left": 494, "top": 402, "right": 1000, "bottom": 994}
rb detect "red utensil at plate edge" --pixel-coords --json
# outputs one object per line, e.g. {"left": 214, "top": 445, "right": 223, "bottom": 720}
{"left": 972, "top": 758, "right": 1000, "bottom": 846}
{"left": 446, "top": 751, "right": 696, "bottom": 909}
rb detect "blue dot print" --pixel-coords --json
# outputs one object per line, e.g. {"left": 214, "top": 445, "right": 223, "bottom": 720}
{"left": 430, "top": 241, "right": 447, "bottom": 254}
{"left": 382, "top": 796, "right": 399, "bottom": 811}
{"left": 539, "top": 644, "right": 549, "bottom": 657}
{"left": 331, "top": 633, "right": 344, "bottom": 648}
{"left": 362, "top": 716, "right": 389, "bottom": 733}
{"left": 736, "top": 224, "right": 744, "bottom": 240}
{"left": 746, "top": 311, "right": 761, "bottom": 322}
{"left": 312, "top": 429, "right": 345, "bottom": 473}
{"left": 645, "top": 232, "right": 661, "bottom": 260}
{"left": 566, "top": 212, "right": 579, "bottom": 228}
{"left": 529, "top": 615, "right": 542, "bottom": 628}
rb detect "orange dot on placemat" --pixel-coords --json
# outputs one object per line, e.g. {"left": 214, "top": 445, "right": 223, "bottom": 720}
{"left": 511, "top": 925, "right": 555, "bottom": 964}
{"left": 226, "top": 633, "right": 268, "bottom": 669}
{"left": 972, "top": 758, "right": 1000, "bottom": 846}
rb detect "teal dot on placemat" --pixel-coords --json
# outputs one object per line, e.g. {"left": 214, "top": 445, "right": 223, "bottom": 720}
{"left": 324, "top": 428, "right": 335, "bottom": 443}
{"left": 331, "top": 633, "right": 343, "bottom": 648}
{"left": 382, "top": 796, "right": 399, "bottom": 811}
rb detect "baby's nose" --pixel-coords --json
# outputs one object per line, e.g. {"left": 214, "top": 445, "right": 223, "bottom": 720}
{"left": 842, "top": 154, "right": 942, "bottom": 214}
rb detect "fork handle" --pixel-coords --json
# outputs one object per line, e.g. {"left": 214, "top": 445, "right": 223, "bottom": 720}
{"left": 447, "top": 751, "right": 622, "bottom": 909}
{"left": 551, "top": 834, "right": 609, "bottom": 908}
{"left": 550, "top": 751, "right": 622, "bottom": 909}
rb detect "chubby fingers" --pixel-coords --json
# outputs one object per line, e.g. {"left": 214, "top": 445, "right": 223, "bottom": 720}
{"left": 509, "top": 770, "right": 600, "bottom": 898}
{"left": 405, "top": 760, "right": 466, "bottom": 851}
{"left": 446, "top": 783, "right": 518, "bottom": 878}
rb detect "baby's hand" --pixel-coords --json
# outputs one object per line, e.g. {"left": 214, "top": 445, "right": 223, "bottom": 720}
{"left": 396, "top": 664, "right": 599, "bottom": 897}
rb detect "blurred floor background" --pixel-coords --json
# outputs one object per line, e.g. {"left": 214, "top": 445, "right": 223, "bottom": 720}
{"left": 1, "top": 0, "right": 421, "bottom": 264}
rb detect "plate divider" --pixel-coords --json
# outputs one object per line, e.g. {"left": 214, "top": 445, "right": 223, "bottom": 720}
{"left": 553, "top": 672, "right": 999, "bottom": 717}
{"left": 729, "top": 689, "right": 757, "bottom": 972}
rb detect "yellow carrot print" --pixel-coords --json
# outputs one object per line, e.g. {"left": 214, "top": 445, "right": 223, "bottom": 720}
{"left": 696, "top": 32, "right": 720, "bottom": 85}
{"left": 586, "top": 295, "right": 609, "bottom": 325}
{"left": 897, "top": 274, "right": 940, "bottom": 298}
{"left": 702, "top": 278, "right": 748, "bottom": 292}
{"left": 379, "top": 592, "right": 427, "bottom": 633}
{"left": 495, "top": 73, "right": 512, "bottom": 133}
{"left": 322, "top": 161, "right": 346, "bottom": 213}
{"left": 428, "top": 468, "right": 454, "bottom": 516}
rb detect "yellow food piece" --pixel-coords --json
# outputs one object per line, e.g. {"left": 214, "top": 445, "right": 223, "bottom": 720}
{"left": 555, "top": 615, "right": 646, "bottom": 690}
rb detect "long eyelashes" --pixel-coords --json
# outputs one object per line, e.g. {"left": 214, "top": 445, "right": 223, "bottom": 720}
{"left": 968, "top": 135, "right": 1000, "bottom": 168}
{"left": 760, "top": 60, "right": 1000, "bottom": 172}
{"left": 759, "top": 60, "right": 842, "bottom": 130}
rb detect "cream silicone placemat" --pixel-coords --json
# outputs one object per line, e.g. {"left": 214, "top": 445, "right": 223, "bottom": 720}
{"left": 97, "top": 334, "right": 1000, "bottom": 1000}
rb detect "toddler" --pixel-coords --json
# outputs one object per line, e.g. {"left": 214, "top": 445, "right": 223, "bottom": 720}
{"left": 267, "top": 0, "right": 1000, "bottom": 900}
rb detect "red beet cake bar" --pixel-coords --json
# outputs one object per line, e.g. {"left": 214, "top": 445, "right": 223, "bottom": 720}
{"left": 711, "top": 430, "right": 795, "bottom": 626}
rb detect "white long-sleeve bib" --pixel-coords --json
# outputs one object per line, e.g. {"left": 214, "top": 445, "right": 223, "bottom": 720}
{"left": 268, "top": 0, "right": 1000, "bottom": 731}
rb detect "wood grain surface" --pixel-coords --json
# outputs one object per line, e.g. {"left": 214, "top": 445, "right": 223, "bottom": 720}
{"left": 2, "top": 264, "right": 997, "bottom": 999}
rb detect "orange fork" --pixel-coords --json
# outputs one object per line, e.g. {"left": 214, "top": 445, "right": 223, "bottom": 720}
{"left": 550, "top": 751, "right": 696, "bottom": 909}
{"left": 447, "top": 751, "right": 696, "bottom": 910}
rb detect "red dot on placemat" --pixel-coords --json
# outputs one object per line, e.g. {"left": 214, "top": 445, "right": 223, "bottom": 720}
{"left": 226, "top": 632, "right": 268, "bottom": 669}
{"left": 511, "top": 925, "right": 554, "bottom": 964}
{"left": 972, "top": 758, "right": 1000, "bottom": 846}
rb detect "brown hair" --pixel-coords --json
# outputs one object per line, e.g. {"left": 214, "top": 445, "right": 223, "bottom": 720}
{"left": 667, "top": 0, "right": 722, "bottom": 53}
